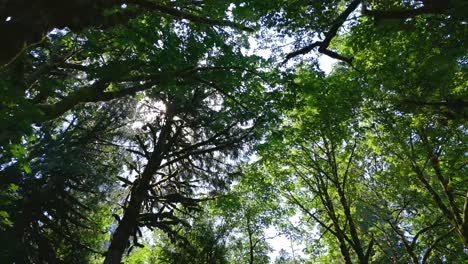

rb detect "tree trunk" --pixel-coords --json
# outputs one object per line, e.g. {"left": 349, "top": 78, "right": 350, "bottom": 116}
{"left": 247, "top": 216, "right": 254, "bottom": 264}
{"left": 104, "top": 109, "right": 174, "bottom": 264}
{"left": 337, "top": 187, "right": 368, "bottom": 264}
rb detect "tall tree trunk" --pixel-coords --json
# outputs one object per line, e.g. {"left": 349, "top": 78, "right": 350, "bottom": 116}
{"left": 336, "top": 186, "right": 368, "bottom": 264}
{"left": 321, "top": 186, "right": 354, "bottom": 264}
{"left": 104, "top": 109, "right": 174, "bottom": 264}
{"left": 247, "top": 215, "right": 254, "bottom": 264}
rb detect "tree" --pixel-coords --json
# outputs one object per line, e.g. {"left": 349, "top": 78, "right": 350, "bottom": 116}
{"left": 103, "top": 88, "right": 265, "bottom": 263}
{"left": 215, "top": 167, "right": 286, "bottom": 264}
{"left": 0, "top": 101, "right": 131, "bottom": 263}
{"left": 274, "top": 249, "right": 304, "bottom": 264}
{"left": 367, "top": 111, "right": 468, "bottom": 258}
{"left": 259, "top": 69, "right": 376, "bottom": 264}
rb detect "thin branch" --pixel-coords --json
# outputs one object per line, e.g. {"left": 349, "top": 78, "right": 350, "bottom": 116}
{"left": 286, "top": 191, "right": 339, "bottom": 238}
{"left": 194, "top": 76, "right": 250, "bottom": 112}
{"left": 342, "top": 140, "right": 357, "bottom": 190}
{"left": 410, "top": 219, "right": 443, "bottom": 250}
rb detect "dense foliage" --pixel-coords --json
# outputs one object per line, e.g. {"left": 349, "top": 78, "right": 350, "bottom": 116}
{"left": 0, "top": 0, "right": 466, "bottom": 263}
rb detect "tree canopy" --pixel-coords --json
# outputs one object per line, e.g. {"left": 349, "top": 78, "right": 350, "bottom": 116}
{"left": 0, "top": 0, "right": 466, "bottom": 263}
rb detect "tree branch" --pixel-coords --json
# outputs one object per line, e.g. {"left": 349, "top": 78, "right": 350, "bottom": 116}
{"left": 286, "top": 191, "right": 339, "bottom": 238}
{"left": 126, "top": 0, "right": 254, "bottom": 32}
{"left": 283, "top": 0, "right": 361, "bottom": 64}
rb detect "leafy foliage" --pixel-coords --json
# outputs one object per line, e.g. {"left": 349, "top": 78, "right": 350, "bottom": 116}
{"left": 0, "top": 1, "right": 466, "bottom": 263}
